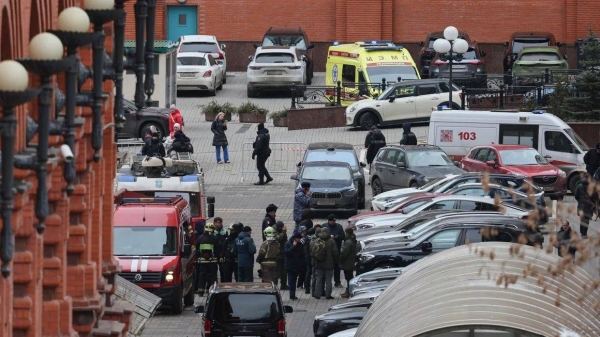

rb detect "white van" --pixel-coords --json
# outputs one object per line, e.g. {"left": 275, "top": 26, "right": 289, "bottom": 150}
{"left": 428, "top": 109, "right": 589, "bottom": 192}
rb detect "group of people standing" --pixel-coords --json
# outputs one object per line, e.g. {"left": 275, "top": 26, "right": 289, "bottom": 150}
{"left": 141, "top": 104, "right": 193, "bottom": 157}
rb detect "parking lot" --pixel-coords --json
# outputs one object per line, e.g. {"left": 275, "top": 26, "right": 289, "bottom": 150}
{"left": 139, "top": 72, "right": 598, "bottom": 337}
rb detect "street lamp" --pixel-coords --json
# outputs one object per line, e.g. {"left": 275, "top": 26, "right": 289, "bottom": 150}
{"left": 433, "top": 26, "right": 469, "bottom": 109}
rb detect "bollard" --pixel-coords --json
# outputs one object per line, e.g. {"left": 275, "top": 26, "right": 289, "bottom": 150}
{"left": 336, "top": 81, "right": 342, "bottom": 106}
{"left": 460, "top": 87, "right": 466, "bottom": 110}
{"left": 537, "top": 86, "right": 543, "bottom": 105}
{"left": 381, "top": 78, "right": 387, "bottom": 91}
{"left": 499, "top": 84, "right": 505, "bottom": 109}
{"left": 290, "top": 84, "right": 297, "bottom": 109}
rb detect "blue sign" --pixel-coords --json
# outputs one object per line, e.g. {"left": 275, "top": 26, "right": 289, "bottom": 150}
{"left": 155, "top": 180, "right": 162, "bottom": 188}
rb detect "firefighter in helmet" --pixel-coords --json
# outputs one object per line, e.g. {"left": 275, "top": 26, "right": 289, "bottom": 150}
{"left": 256, "top": 226, "right": 280, "bottom": 284}
{"left": 195, "top": 222, "right": 220, "bottom": 296}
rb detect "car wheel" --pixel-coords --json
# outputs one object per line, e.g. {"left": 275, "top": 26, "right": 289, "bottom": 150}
{"left": 409, "top": 181, "right": 419, "bottom": 188}
{"left": 247, "top": 87, "right": 257, "bottom": 98}
{"left": 139, "top": 122, "right": 164, "bottom": 139}
{"left": 171, "top": 285, "right": 184, "bottom": 315}
{"left": 374, "top": 263, "right": 395, "bottom": 270}
{"left": 209, "top": 80, "right": 217, "bottom": 96}
{"left": 183, "top": 284, "right": 194, "bottom": 306}
{"left": 568, "top": 175, "right": 581, "bottom": 194}
{"left": 371, "top": 177, "right": 383, "bottom": 196}
{"left": 359, "top": 112, "right": 377, "bottom": 130}
{"left": 223, "top": 71, "right": 227, "bottom": 84}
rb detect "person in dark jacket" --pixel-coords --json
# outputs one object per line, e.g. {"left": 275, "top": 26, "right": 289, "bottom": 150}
{"left": 400, "top": 122, "right": 417, "bottom": 145}
{"left": 142, "top": 124, "right": 158, "bottom": 144}
{"left": 221, "top": 222, "right": 242, "bottom": 282}
{"left": 583, "top": 143, "right": 600, "bottom": 177}
{"left": 212, "top": 217, "right": 228, "bottom": 282}
{"left": 366, "top": 127, "right": 387, "bottom": 166}
{"left": 293, "top": 208, "right": 313, "bottom": 235}
{"left": 211, "top": 112, "right": 229, "bottom": 164}
{"left": 234, "top": 226, "right": 256, "bottom": 282}
{"left": 322, "top": 214, "right": 345, "bottom": 288}
{"left": 141, "top": 132, "right": 165, "bottom": 157}
{"left": 339, "top": 228, "right": 357, "bottom": 298}
{"left": 252, "top": 123, "right": 272, "bottom": 185}
{"left": 168, "top": 129, "right": 193, "bottom": 154}
{"left": 284, "top": 226, "right": 307, "bottom": 300}
{"left": 293, "top": 182, "right": 312, "bottom": 225}
{"left": 261, "top": 204, "right": 278, "bottom": 240}
{"left": 555, "top": 220, "right": 577, "bottom": 258}
{"left": 308, "top": 225, "right": 324, "bottom": 296}
{"left": 574, "top": 177, "right": 595, "bottom": 238}
{"left": 195, "top": 223, "right": 220, "bottom": 295}
{"left": 313, "top": 227, "right": 339, "bottom": 299}
{"left": 272, "top": 221, "right": 288, "bottom": 289}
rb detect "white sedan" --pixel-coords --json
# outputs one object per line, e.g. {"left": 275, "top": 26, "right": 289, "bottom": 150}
{"left": 371, "top": 174, "right": 459, "bottom": 211}
{"left": 176, "top": 52, "right": 224, "bottom": 96}
{"left": 247, "top": 46, "right": 306, "bottom": 97}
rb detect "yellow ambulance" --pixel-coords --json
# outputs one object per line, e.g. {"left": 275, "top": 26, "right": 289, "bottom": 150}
{"left": 325, "top": 41, "right": 420, "bottom": 106}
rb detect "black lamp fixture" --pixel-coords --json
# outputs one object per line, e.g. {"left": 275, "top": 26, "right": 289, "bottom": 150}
{"left": 432, "top": 26, "right": 469, "bottom": 109}
{"left": 113, "top": 0, "right": 130, "bottom": 132}
{"left": 0, "top": 61, "right": 41, "bottom": 277}
{"left": 144, "top": 0, "right": 157, "bottom": 107}
{"left": 17, "top": 33, "right": 75, "bottom": 234}
{"left": 132, "top": 0, "right": 148, "bottom": 110}
{"left": 49, "top": 6, "right": 95, "bottom": 196}
{"left": 84, "top": 0, "right": 116, "bottom": 162}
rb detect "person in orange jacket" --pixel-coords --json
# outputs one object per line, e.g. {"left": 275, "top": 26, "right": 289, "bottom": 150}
{"left": 168, "top": 104, "right": 184, "bottom": 139}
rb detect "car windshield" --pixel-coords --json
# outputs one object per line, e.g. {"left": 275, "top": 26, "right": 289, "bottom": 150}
{"left": 403, "top": 218, "right": 441, "bottom": 238}
{"left": 564, "top": 128, "right": 589, "bottom": 151}
{"left": 512, "top": 39, "right": 551, "bottom": 53}
{"left": 406, "top": 150, "right": 454, "bottom": 167}
{"left": 255, "top": 53, "right": 295, "bottom": 63}
{"left": 211, "top": 293, "right": 281, "bottom": 323}
{"left": 519, "top": 52, "right": 560, "bottom": 61}
{"left": 302, "top": 166, "right": 351, "bottom": 181}
{"left": 177, "top": 56, "right": 206, "bottom": 66}
{"left": 393, "top": 216, "right": 434, "bottom": 230}
{"left": 305, "top": 150, "right": 358, "bottom": 170}
{"left": 180, "top": 42, "right": 218, "bottom": 53}
{"left": 366, "top": 66, "right": 419, "bottom": 83}
{"left": 396, "top": 199, "right": 431, "bottom": 213}
{"left": 499, "top": 149, "right": 548, "bottom": 165}
{"left": 419, "top": 176, "right": 451, "bottom": 190}
{"left": 113, "top": 227, "right": 177, "bottom": 256}
{"left": 438, "top": 82, "right": 461, "bottom": 92}
{"left": 262, "top": 35, "right": 307, "bottom": 50}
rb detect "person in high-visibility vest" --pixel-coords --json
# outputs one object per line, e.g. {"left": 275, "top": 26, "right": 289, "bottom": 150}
{"left": 195, "top": 223, "right": 220, "bottom": 296}
{"left": 256, "top": 227, "right": 280, "bottom": 284}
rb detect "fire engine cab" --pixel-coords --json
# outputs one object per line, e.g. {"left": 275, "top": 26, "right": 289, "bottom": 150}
{"left": 113, "top": 190, "right": 195, "bottom": 314}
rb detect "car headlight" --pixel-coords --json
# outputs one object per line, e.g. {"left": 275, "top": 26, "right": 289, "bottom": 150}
{"left": 165, "top": 265, "right": 175, "bottom": 282}
{"left": 348, "top": 105, "right": 358, "bottom": 113}
{"left": 558, "top": 170, "right": 566, "bottom": 178}
{"left": 343, "top": 188, "right": 357, "bottom": 196}
{"left": 357, "top": 223, "right": 374, "bottom": 230}
{"left": 359, "top": 254, "right": 374, "bottom": 262}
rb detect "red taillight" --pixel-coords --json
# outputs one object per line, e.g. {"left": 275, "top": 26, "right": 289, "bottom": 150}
{"left": 202, "top": 70, "right": 212, "bottom": 78}
{"left": 278, "top": 319, "right": 285, "bottom": 335}
{"left": 433, "top": 60, "right": 446, "bottom": 66}
{"left": 216, "top": 52, "right": 224, "bottom": 59}
{"left": 288, "top": 66, "right": 301, "bottom": 69}
{"left": 203, "top": 318, "right": 211, "bottom": 335}
{"left": 469, "top": 61, "right": 484, "bottom": 66}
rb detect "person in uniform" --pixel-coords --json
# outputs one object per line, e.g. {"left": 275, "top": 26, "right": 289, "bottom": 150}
{"left": 212, "top": 217, "right": 228, "bottom": 282}
{"left": 222, "top": 222, "right": 242, "bottom": 282}
{"left": 272, "top": 221, "right": 288, "bottom": 289}
{"left": 256, "top": 227, "right": 280, "bottom": 284}
{"left": 195, "top": 223, "right": 220, "bottom": 296}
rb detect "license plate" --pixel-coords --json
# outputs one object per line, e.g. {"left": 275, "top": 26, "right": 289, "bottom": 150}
{"left": 318, "top": 201, "right": 335, "bottom": 206}
{"left": 542, "top": 186, "right": 554, "bottom": 191}
{"left": 452, "top": 65, "right": 466, "bottom": 69}
{"left": 179, "top": 72, "right": 195, "bottom": 78}
{"left": 266, "top": 70, "right": 282, "bottom": 75}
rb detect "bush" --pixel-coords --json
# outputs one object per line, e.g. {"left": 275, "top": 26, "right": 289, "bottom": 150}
{"left": 220, "top": 102, "right": 237, "bottom": 115}
{"left": 270, "top": 109, "right": 288, "bottom": 119}
{"left": 200, "top": 100, "right": 222, "bottom": 115}
{"left": 237, "top": 102, "right": 268, "bottom": 116}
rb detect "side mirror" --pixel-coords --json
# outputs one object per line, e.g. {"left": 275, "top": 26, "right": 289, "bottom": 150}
{"left": 207, "top": 203, "right": 215, "bottom": 218}
{"left": 503, "top": 42, "right": 509, "bottom": 47}
{"left": 360, "top": 162, "right": 366, "bottom": 168}
{"left": 248, "top": 55, "right": 254, "bottom": 61}
{"left": 220, "top": 43, "right": 226, "bottom": 50}
{"left": 389, "top": 96, "right": 396, "bottom": 103}
{"left": 307, "top": 43, "right": 315, "bottom": 50}
{"left": 544, "top": 155, "right": 552, "bottom": 159}
{"left": 453, "top": 161, "right": 460, "bottom": 167}
{"left": 480, "top": 51, "right": 486, "bottom": 57}
{"left": 253, "top": 43, "right": 259, "bottom": 49}
{"left": 396, "top": 161, "right": 406, "bottom": 168}
{"left": 421, "top": 241, "right": 433, "bottom": 252}
{"left": 194, "top": 305, "right": 204, "bottom": 314}
{"left": 182, "top": 244, "right": 192, "bottom": 258}
{"left": 297, "top": 162, "right": 302, "bottom": 167}
{"left": 486, "top": 160, "right": 497, "bottom": 169}
{"left": 557, "top": 42, "right": 563, "bottom": 47}
{"left": 563, "top": 54, "right": 568, "bottom": 60}
{"left": 290, "top": 174, "right": 298, "bottom": 181}
{"left": 284, "top": 305, "right": 294, "bottom": 313}
{"left": 419, "top": 41, "right": 424, "bottom": 47}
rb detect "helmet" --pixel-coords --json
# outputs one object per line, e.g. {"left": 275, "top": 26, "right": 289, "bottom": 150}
{"left": 204, "top": 223, "right": 215, "bottom": 233}
{"left": 263, "top": 227, "right": 276, "bottom": 238}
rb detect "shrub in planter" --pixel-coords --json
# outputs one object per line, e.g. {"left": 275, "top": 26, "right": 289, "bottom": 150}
{"left": 237, "top": 102, "right": 268, "bottom": 123}
{"left": 201, "top": 101, "right": 234, "bottom": 121}
{"left": 270, "top": 109, "right": 288, "bottom": 127}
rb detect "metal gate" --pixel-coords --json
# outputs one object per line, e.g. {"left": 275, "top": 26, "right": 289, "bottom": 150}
{"left": 239, "top": 142, "right": 307, "bottom": 182}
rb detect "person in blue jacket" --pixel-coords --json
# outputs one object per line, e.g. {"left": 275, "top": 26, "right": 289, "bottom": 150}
{"left": 234, "top": 226, "right": 257, "bottom": 282}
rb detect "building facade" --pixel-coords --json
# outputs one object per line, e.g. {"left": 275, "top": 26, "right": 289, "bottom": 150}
{"left": 0, "top": 0, "right": 130, "bottom": 336}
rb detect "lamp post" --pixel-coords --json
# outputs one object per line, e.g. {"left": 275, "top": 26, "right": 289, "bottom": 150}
{"left": 433, "top": 26, "right": 469, "bottom": 109}
{"left": 0, "top": 61, "right": 40, "bottom": 278}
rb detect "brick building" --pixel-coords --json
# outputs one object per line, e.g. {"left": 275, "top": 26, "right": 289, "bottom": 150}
{"left": 125, "top": 0, "right": 600, "bottom": 72}
{"left": 0, "top": 0, "right": 131, "bottom": 336}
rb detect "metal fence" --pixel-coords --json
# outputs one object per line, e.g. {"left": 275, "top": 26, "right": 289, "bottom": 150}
{"left": 239, "top": 142, "right": 307, "bottom": 182}
{"left": 114, "top": 275, "right": 162, "bottom": 337}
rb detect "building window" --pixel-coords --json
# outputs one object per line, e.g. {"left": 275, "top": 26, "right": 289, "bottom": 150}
{"left": 178, "top": 14, "right": 186, "bottom": 26}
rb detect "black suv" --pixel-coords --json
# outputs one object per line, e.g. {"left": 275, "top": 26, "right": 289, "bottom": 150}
{"left": 298, "top": 142, "right": 366, "bottom": 209}
{"left": 256, "top": 27, "right": 315, "bottom": 84}
{"left": 355, "top": 215, "right": 531, "bottom": 274}
{"left": 117, "top": 98, "right": 170, "bottom": 139}
{"left": 370, "top": 145, "right": 465, "bottom": 195}
{"left": 195, "top": 282, "right": 293, "bottom": 337}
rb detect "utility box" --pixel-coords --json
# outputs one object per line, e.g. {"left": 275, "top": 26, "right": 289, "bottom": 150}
{"left": 123, "top": 40, "right": 178, "bottom": 108}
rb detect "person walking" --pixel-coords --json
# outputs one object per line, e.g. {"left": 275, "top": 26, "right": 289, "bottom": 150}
{"left": 574, "top": 176, "right": 594, "bottom": 238}
{"left": 195, "top": 223, "right": 220, "bottom": 296}
{"left": 234, "top": 226, "right": 256, "bottom": 282}
{"left": 555, "top": 220, "right": 577, "bottom": 258}
{"left": 211, "top": 112, "right": 230, "bottom": 164}
{"left": 366, "top": 127, "right": 387, "bottom": 168}
{"left": 312, "top": 227, "right": 338, "bottom": 299}
{"left": 252, "top": 123, "right": 273, "bottom": 185}
{"left": 400, "top": 122, "right": 417, "bottom": 145}
{"left": 141, "top": 132, "right": 166, "bottom": 157}
{"left": 221, "top": 222, "right": 241, "bottom": 282}
{"left": 168, "top": 104, "right": 184, "bottom": 139}
{"left": 212, "top": 217, "right": 228, "bottom": 282}
{"left": 261, "top": 204, "right": 278, "bottom": 241}
{"left": 293, "top": 182, "right": 312, "bottom": 225}
{"left": 322, "top": 214, "right": 345, "bottom": 288}
{"left": 256, "top": 227, "right": 280, "bottom": 284}
{"left": 273, "top": 221, "right": 288, "bottom": 290}
{"left": 583, "top": 143, "right": 600, "bottom": 177}
{"left": 284, "top": 226, "right": 307, "bottom": 300}
{"left": 339, "top": 228, "right": 357, "bottom": 298}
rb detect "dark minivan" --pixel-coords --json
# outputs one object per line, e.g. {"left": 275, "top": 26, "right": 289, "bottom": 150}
{"left": 195, "top": 283, "right": 293, "bottom": 337}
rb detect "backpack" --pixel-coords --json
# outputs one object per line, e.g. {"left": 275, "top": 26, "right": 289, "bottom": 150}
{"left": 264, "top": 241, "right": 280, "bottom": 260}
{"left": 311, "top": 239, "right": 327, "bottom": 262}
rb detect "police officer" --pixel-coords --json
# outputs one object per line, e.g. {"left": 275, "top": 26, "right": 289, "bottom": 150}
{"left": 262, "top": 204, "right": 278, "bottom": 240}
{"left": 195, "top": 223, "right": 220, "bottom": 296}
{"left": 222, "top": 222, "right": 242, "bottom": 282}
{"left": 212, "top": 217, "right": 228, "bottom": 282}
{"left": 256, "top": 227, "right": 280, "bottom": 284}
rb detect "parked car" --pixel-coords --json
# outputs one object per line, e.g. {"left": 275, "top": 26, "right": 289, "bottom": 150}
{"left": 176, "top": 52, "right": 224, "bottom": 96}
{"left": 313, "top": 308, "right": 367, "bottom": 337}
{"left": 348, "top": 267, "right": 404, "bottom": 295}
{"left": 370, "top": 145, "right": 465, "bottom": 196}
{"left": 355, "top": 219, "right": 533, "bottom": 274}
{"left": 194, "top": 282, "right": 293, "bottom": 337}
{"left": 512, "top": 46, "right": 568, "bottom": 81}
{"left": 329, "top": 328, "right": 358, "bottom": 337}
{"left": 247, "top": 46, "right": 307, "bottom": 97}
{"left": 429, "top": 43, "right": 487, "bottom": 84}
{"left": 118, "top": 98, "right": 169, "bottom": 139}
{"left": 351, "top": 278, "right": 395, "bottom": 297}
{"left": 257, "top": 27, "right": 315, "bottom": 84}
{"left": 460, "top": 144, "right": 567, "bottom": 199}
{"left": 345, "top": 79, "right": 462, "bottom": 129}
{"left": 370, "top": 174, "right": 459, "bottom": 210}
{"left": 349, "top": 193, "right": 438, "bottom": 229}
{"left": 353, "top": 195, "right": 529, "bottom": 230}
{"left": 291, "top": 161, "right": 359, "bottom": 216}
{"left": 446, "top": 183, "right": 545, "bottom": 207}
{"left": 419, "top": 31, "right": 472, "bottom": 78}
{"left": 299, "top": 142, "right": 366, "bottom": 209}
{"left": 503, "top": 32, "right": 558, "bottom": 73}
{"left": 177, "top": 35, "right": 227, "bottom": 83}
{"left": 328, "top": 298, "right": 376, "bottom": 311}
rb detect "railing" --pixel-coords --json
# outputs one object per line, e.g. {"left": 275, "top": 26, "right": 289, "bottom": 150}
{"left": 238, "top": 141, "right": 307, "bottom": 182}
